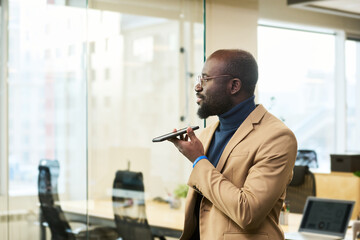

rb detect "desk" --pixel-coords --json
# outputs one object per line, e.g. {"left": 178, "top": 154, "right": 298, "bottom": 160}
{"left": 282, "top": 213, "right": 355, "bottom": 240}
{"left": 54, "top": 201, "right": 358, "bottom": 239}
{"left": 60, "top": 199, "right": 184, "bottom": 238}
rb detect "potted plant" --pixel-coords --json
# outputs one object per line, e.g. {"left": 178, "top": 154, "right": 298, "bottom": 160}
{"left": 170, "top": 184, "right": 188, "bottom": 209}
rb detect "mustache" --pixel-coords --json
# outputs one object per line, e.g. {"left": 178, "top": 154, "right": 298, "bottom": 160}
{"left": 196, "top": 93, "right": 204, "bottom": 99}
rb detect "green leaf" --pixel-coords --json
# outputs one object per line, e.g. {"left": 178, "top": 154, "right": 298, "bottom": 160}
{"left": 174, "top": 184, "right": 189, "bottom": 198}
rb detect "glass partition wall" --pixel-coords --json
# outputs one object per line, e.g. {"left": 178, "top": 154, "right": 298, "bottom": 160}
{"left": 0, "top": 0, "right": 204, "bottom": 239}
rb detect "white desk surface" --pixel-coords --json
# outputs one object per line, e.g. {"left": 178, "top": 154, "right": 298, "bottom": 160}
{"left": 61, "top": 201, "right": 357, "bottom": 239}
{"left": 61, "top": 199, "right": 185, "bottom": 231}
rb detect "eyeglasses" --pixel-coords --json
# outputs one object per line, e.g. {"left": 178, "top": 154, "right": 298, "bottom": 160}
{"left": 196, "top": 74, "right": 233, "bottom": 87}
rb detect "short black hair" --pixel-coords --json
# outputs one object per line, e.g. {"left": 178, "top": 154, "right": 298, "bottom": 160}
{"left": 210, "top": 49, "right": 258, "bottom": 95}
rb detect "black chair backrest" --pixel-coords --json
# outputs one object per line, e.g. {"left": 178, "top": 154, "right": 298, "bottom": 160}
{"left": 296, "top": 149, "right": 318, "bottom": 168}
{"left": 286, "top": 165, "right": 316, "bottom": 213}
{"left": 112, "top": 170, "right": 153, "bottom": 240}
{"left": 38, "top": 159, "right": 75, "bottom": 240}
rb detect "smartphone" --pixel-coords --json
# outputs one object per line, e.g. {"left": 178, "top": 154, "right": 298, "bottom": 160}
{"left": 152, "top": 126, "right": 199, "bottom": 142}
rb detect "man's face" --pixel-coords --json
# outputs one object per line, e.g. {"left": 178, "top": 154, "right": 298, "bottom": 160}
{"left": 196, "top": 57, "right": 233, "bottom": 119}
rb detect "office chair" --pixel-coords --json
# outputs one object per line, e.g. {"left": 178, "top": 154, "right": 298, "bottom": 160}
{"left": 295, "top": 149, "right": 318, "bottom": 168}
{"left": 285, "top": 165, "right": 316, "bottom": 214}
{"left": 112, "top": 170, "right": 166, "bottom": 240}
{"left": 38, "top": 159, "right": 118, "bottom": 240}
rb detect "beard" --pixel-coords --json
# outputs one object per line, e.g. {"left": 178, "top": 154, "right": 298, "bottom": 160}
{"left": 197, "top": 91, "right": 233, "bottom": 119}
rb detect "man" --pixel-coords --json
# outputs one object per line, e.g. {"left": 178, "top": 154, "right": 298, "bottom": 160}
{"left": 169, "top": 49, "right": 297, "bottom": 240}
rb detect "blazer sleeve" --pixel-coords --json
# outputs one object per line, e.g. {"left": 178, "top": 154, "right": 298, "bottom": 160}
{"left": 187, "top": 126, "right": 297, "bottom": 230}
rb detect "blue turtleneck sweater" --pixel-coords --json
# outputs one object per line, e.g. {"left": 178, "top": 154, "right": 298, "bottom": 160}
{"left": 207, "top": 95, "right": 256, "bottom": 167}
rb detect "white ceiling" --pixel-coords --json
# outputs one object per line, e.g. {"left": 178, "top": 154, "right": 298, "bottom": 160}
{"left": 288, "top": 0, "right": 360, "bottom": 19}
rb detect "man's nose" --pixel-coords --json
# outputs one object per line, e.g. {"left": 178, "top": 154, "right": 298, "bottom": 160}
{"left": 195, "top": 83, "right": 202, "bottom": 92}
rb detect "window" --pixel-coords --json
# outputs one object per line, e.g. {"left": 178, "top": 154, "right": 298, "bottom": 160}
{"left": 7, "top": 1, "right": 88, "bottom": 196}
{"left": 346, "top": 39, "right": 360, "bottom": 152}
{"left": 258, "top": 25, "right": 336, "bottom": 171}
{"left": 4, "top": 0, "right": 204, "bottom": 204}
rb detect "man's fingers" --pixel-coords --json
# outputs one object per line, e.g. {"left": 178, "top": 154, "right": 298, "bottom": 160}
{"left": 186, "top": 127, "right": 197, "bottom": 141}
{"left": 168, "top": 127, "right": 195, "bottom": 143}
{"left": 168, "top": 137, "right": 176, "bottom": 143}
{"left": 167, "top": 128, "right": 178, "bottom": 143}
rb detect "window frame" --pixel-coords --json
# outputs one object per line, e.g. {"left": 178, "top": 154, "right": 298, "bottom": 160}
{"left": 0, "top": 0, "right": 9, "bottom": 197}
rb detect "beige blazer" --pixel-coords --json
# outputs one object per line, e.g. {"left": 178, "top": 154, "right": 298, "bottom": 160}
{"left": 180, "top": 104, "right": 297, "bottom": 240}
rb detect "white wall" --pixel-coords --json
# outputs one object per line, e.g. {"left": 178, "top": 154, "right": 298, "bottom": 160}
{"left": 205, "top": 0, "right": 259, "bottom": 125}
{"left": 205, "top": 0, "right": 259, "bottom": 57}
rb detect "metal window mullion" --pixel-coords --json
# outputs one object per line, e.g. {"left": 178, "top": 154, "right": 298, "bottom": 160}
{"left": 355, "top": 41, "right": 360, "bottom": 151}
{"left": 334, "top": 30, "right": 346, "bottom": 153}
{"left": 0, "top": 1, "right": 9, "bottom": 240}
{"left": 0, "top": 0, "right": 8, "bottom": 197}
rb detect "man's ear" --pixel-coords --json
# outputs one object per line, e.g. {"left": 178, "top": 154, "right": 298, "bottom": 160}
{"left": 230, "top": 78, "right": 242, "bottom": 94}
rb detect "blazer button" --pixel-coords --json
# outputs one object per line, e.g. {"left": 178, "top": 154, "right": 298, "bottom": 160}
{"left": 193, "top": 185, "right": 202, "bottom": 195}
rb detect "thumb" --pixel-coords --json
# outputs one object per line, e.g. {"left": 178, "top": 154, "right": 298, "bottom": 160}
{"left": 186, "top": 127, "right": 197, "bottom": 141}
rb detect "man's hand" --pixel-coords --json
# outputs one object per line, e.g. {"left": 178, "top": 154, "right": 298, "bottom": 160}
{"left": 168, "top": 127, "right": 205, "bottom": 163}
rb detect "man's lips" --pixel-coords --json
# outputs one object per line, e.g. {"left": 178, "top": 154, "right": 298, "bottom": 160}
{"left": 196, "top": 94, "right": 204, "bottom": 104}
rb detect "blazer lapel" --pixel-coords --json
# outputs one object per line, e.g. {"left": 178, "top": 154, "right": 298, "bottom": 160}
{"left": 200, "top": 121, "right": 219, "bottom": 154}
{"left": 215, "top": 104, "right": 267, "bottom": 172}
